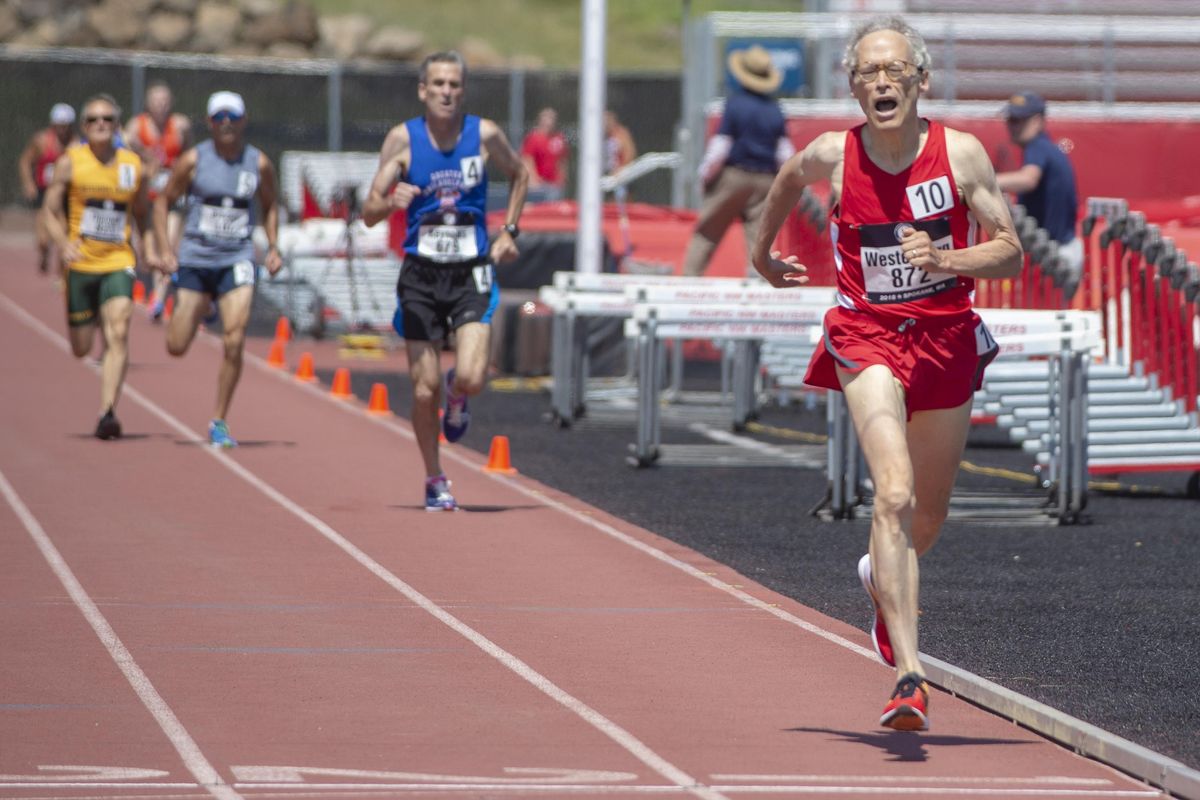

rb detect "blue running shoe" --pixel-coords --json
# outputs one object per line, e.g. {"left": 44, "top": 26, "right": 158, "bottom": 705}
{"left": 425, "top": 474, "right": 457, "bottom": 511}
{"left": 208, "top": 419, "right": 238, "bottom": 448}
{"left": 442, "top": 368, "right": 470, "bottom": 443}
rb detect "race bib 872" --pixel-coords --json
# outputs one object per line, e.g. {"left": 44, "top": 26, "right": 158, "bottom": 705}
{"left": 857, "top": 217, "right": 957, "bottom": 304}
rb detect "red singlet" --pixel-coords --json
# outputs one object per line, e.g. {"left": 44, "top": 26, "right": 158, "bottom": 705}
{"left": 805, "top": 120, "right": 998, "bottom": 417}
{"left": 134, "top": 113, "right": 184, "bottom": 167}
{"left": 832, "top": 119, "right": 976, "bottom": 319}
{"left": 34, "top": 129, "right": 65, "bottom": 190}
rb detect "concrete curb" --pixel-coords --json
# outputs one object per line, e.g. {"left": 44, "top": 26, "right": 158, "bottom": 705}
{"left": 923, "top": 654, "right": 1200, "bottom": 800}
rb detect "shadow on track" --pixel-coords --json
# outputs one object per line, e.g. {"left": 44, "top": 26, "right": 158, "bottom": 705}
{"left": 785, "top": 726, "right": 1033, "bottom": 763}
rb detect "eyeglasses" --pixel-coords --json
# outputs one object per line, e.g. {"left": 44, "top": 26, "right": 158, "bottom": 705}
{"left": 84, "top": 114, "right": 116, "bottom": 125}
{"left": 853, "top": 60, "right": 922, "bottom": 83}
{"left": 210, "top": 111, "right": 244, "bottom": 123}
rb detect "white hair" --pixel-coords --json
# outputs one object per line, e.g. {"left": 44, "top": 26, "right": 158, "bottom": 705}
{"left": 842, "top": 15, "right": 932, "bottom": 74}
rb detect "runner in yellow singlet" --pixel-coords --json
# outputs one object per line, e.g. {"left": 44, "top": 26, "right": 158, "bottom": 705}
{"left": 41, "top": 94, "right": 151, "bottom": 440}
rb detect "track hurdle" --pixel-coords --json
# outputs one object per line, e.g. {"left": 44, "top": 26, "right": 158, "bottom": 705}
{"left": 819, "top": 309, "right": 1103, "bottom": 524}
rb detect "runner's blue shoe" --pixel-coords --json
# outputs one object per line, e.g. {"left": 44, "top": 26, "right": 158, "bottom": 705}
{"left": 442, "top": 368, "right": 470, "bottom": 442}
{"left": 208, "top": 419, "right": 238, "bottom": 449}
{"left": 425, "top": 474, "right": 457, "bottom": 511}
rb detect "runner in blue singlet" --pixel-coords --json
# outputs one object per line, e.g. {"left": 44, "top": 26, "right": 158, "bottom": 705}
{"left": 363, "top": 51, "right": 529, "bottom": 511}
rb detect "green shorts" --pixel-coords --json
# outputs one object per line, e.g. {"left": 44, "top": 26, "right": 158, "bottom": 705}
{"left": 67, "top": 268, "right": 135, "bottom": 327}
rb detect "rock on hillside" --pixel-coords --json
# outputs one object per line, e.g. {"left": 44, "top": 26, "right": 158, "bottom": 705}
{"left": 0, "top": 0, "right": 452, "bottom": 63}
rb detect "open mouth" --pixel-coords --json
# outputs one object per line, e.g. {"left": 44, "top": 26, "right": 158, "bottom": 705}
{"left": 874, "top": 98, "right": 898, "bottom": 113}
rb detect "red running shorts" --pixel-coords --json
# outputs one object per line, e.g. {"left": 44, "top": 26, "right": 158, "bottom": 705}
{"left": 804, "top": 306, "right": 998, "bottom": 419}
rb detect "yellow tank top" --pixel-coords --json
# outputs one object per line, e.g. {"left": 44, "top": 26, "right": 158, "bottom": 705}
{"left": 66, "top": 144, "right": 142, "bottom": 273}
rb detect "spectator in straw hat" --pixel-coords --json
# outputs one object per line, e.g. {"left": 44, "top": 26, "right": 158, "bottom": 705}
{"left": 682, "top": 44, "right": 795, "bottom": 276}
{"left": 996, "top": 91, "right": 1082, "bottom": 273}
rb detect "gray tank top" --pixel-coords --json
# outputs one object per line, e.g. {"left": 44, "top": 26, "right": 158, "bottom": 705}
{"left": 178, "top": 140, "right": 260, "bottom": 268}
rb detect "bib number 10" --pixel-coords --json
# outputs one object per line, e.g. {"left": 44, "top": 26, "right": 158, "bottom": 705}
{"left": 906, "top": 175, "right": 952, "bottom": 220}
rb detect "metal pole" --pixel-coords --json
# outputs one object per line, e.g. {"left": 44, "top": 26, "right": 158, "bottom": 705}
{"left": 130, "top": 60, "right": 145, "bottom": 115}
{"left": 327, "top": 63, "right": 343, "bottom": 152}
{"left": 577, "top": 0, "right": 607, "bottom": 274}
{"left": 508, "top": 68, "right": 526, "bottom": 148}
{"left": 1102, "top": 24, "right": 1116, "bottom": 104}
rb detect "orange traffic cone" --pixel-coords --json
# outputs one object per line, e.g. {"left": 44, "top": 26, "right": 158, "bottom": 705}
{"left": 266, "top": 339, "right": 286, "bottom": 369}
{"left": 437, "top": 409, "right": 447, "bottom": 443}
{"left": 274, "top": 316, "right": 291, "bottom": 343}
{"left": 295, "top": 352, "right": 317, "bottom": 383}
{"left": 367, "top": 382, "right": 390, "bottom": 415}
{"left": 132, "top": 280, "right": 146, "bottom": 304}
{"left": 483, "top": 435, "right": 517, "bottom": 475}
{"left": 330, "top": 367, "right": 353, "bottom": 399}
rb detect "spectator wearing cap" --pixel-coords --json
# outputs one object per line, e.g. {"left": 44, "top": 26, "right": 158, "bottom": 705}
{"left": 17, "top": 102, "right": 78, "bottom": 274}
{"left": 147, "top": 90, "right": 284, "bottom": 449}
{"left": 996, "top": 91, "right": 1082, "bottom": 272}
{"left": 683, "top": 44, "right": 795, "bottom": 276}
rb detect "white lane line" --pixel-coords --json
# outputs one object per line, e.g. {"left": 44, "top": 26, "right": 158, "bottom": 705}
{"left": 228, "top": 328, "right": 1191, "bottom": 797}
{"left": 234, "top": 785, "right": 686, "bottom": 794}
{"left": 0, "top": 471, "right": 241, "bottom": 800}
{"left": 711, "top": 775, "right": 1115, "bottom": 785}
{"left": 0, "top": 783, "right": 199, "bottom": 788}
{"left": 0, "top": 292, "right": 728, "bottom": 800}
{"left": 707, "top": 788, "right": 1161, "bottom": 797}
{"left": 239, "top": 343, "right": 877, "bottom": 662}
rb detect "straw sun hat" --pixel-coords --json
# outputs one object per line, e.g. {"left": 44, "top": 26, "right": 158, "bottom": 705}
{"left": 727, "top": 45, "right": 782, "bottom": 94}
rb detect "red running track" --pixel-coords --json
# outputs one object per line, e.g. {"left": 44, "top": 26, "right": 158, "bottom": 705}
{"left": 0, "top": 234, "right": 1166, "bottom": 800}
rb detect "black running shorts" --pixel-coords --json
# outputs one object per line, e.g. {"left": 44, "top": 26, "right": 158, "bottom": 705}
{"left": 393, "top": 256, "right": 499, "bottom": 342}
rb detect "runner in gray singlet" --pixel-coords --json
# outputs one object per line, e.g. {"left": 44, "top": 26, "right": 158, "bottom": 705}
{"left": 147, "top": 91, "right": 283, "bottom": 448}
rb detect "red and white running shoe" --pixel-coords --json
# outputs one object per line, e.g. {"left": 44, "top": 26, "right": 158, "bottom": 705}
{"left": 880, "top": 672, "right": 930, "bottom": 731}
{"left": 858, "top": 554, "right": 895, "bottom": 667}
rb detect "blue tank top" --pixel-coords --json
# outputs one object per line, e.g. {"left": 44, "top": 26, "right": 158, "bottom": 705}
{"left": 178, "top": 139, "right": 260, "bottom": 268}
{"left": 403, "top": 114, "right": 489, "bottom": 264}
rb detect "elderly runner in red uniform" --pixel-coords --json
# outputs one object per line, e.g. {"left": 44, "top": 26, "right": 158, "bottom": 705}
{"left": 751, "top": 15, "right": 1022, "bottom": 732}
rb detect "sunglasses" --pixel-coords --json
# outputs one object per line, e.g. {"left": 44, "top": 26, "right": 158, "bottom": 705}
{"left": 84, "top": 115, "right": 116, "bottom": 125}
{"left": 210, "top": 111, "right": 244, "bottom": 123}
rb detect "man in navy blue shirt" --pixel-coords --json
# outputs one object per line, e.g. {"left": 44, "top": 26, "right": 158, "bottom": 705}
{"left": 996, "top": 91, "right": 1081, "bottom": 272}
{"left": 683, "top": 45, "right": 794, "bottom": 276}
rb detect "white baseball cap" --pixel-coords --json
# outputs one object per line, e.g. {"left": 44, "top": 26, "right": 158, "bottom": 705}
{"left": 206, "top": 91, "right": 245, "bottom": 118}
{"left": 50, "top": 103, "right": 76, "bottom": 125}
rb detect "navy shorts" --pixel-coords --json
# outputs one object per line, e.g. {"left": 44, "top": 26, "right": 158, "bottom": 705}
{"left": 393, "top": 256, "right": 499, "bottom": 342}
{"left": 175, "top": 262, "right": 256, "bottom": 298}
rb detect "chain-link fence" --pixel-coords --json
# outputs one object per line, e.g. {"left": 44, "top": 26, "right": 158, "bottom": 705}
{"left": 4, "top": 46, "right": 682, "bottom": 209}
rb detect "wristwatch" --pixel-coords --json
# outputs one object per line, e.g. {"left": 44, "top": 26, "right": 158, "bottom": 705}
{"left": 502, "top": 222, "right": 520, "bottom": 239}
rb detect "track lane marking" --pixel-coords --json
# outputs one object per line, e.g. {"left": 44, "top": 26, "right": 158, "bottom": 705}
{"left": 0, "top": 471, "right": 241, "bottom": 800}
{"left": 0, "top": 292, "right": 728, "bottom": 800}
{"left": 231, "top": 334, "right": 878, "bottom": 662}
{"left": 1, "top": 291, "right": 1172, "bottom": 799}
